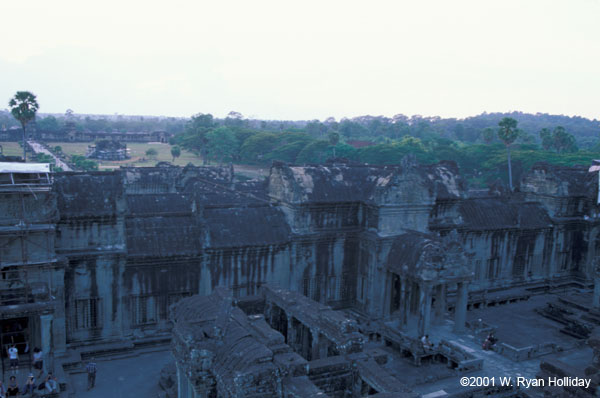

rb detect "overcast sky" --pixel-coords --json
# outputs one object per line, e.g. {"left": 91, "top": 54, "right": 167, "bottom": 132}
{"left": 2, "top": 0, "right": 599, "bottom": 120}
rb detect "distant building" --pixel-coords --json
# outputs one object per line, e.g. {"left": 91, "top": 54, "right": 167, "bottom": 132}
{"left": 46, "top": 129, "right": 172, "bottom": 143}
{"left": 86, "top": 140, "right": 130, "bottom": 160}
{"left": 0, "top": 125, "right": 173, "bottom": 144}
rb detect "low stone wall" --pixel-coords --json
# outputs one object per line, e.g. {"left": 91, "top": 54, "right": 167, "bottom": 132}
{"left": 381, "top": 326, "right": 483, "bottom": 372}
{"left": 496, "top": 342, "right": 561, "bottom": 362}
{"left": 437, "top": 340, "right": 483, "bottom": 372}
{"left": 308, "top": 355, "right": 354, "bottom": 398}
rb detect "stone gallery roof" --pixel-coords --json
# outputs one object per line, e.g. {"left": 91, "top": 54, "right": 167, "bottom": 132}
{"left": 125, "top": 215, "right": 202, "bottom": 257}
{"left": 54, "top": 172, "right": 123, "bottom": 217}
{"left": 171, "top": 289, "right": 280, "bottom": 398}
{"left": 262, "top": 285, "right": 363, "bottom": 351}
{"left": 457, "top": 198, "right": 553, "bottom": 230}
{"left": 204, "top": 205, "right": 290, "bottom": 248}
{"left": 123, "top": 164, "right": 233, "bottom": 194}
{"left": 125, "top": 193, "right": 201, "bottom": 257}
{"left": 170, "top": 290, "right": 225, "bottom": 324}
{"left": 521, "top": 162, "right": 597, "bottom": 198}
{"left": 269, "top": 160, "right": 466, "bottom": 204}
{"left": 211, "top": 310, "right": 277, "bottom": 396}
{"left": 386, "top": 232, "right": 472, "bottom": 282}
{"left": 126, "top": 193, "right": 194, "bottom": 215}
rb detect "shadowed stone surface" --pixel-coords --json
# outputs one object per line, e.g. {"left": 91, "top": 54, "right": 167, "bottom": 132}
{"left": 2, "top": 158, "right": 600, "bottom": 397}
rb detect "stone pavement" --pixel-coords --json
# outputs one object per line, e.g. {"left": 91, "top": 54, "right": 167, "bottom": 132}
{"left": 408, "top": 294, "right": 593, "bottom": 397}
{"left": 27, "top": 140, "right": 72, "bottom": 171}
{"left": 67, "top": 349, "right": 173, "bottom": 398}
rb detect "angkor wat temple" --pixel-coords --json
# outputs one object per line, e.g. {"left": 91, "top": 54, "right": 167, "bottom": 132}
{"left": 2, "top": 158, "right": 600, "bottom": 397}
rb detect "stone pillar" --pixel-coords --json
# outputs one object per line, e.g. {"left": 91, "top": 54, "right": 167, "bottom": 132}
{"left": 373, "top": 269, "right": 387, "bottom": 318}
{"left": 418, "top": 285, "right": 432, "bottom": 337}
{"left": 265, "top": 300, "right": 273, "bottom": 324}
{"left": 302, "top": 325, "right": 311, "bottom": 360}
{"left": 188, "top": 379, "right": 194, "bottom": 398}
{"left": 594, "top": 278, "right": 600, "bottom": 309}
{"left": 40, "top": 314, "right": 53, "bottom": 373}
{"left": 311, "top": 330, "right": 320, "bottom": 360}
{"left": 402, "top": 281, "right": 411, "bottom": 328}
{"left": 383, "top": 272, "right": 392, "bottom": 317}
{"left": 434, "top": 284, "right": 446, "bottom": 323}
{"left": 319, "top": 337, "right": 328, "bottom": 359}
{"left": 287, "top": 316, "right": 296, "bottom": 347}
{"left": 351, "top": 366, "right": 362, "bottom": 398}
{"left": 176, "top": 362, "right": 185, "bottom": 398}
{"left": 454, "top": 282, "right": 468, "bottom": 333}
{"left": 399, "top": 278, "right": 406, "bottom": 326}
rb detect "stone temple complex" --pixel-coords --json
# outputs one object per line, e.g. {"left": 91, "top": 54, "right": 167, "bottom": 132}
{"left": 1, "top": 157, "right": 600, "bottom": 397}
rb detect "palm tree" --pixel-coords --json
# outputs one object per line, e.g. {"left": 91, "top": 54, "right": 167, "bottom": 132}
{"left": 328, "top": 131, "right": 340, "bottom": 158}
{"left": 497, "top": 117, "right": 519, "bottom": 191}
{"left": 9, "top": 91, "right": 39, "bottom": 161}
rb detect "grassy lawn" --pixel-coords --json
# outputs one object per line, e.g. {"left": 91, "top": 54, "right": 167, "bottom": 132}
{"left": 48, "top": 142, "right": 204, "bottom": 170}
{"left": 39, "top": 142, "right": 269, "bottom": 178}
{"left": 0, "top": 141, "right": 268, "bottom": 179}
{"left": 0, "top": 142, "right": 24, "bottom": 157}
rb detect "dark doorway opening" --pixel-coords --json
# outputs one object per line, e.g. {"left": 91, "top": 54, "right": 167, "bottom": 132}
{"left": 1, "top": 317, "right": 29, "bottom": 359}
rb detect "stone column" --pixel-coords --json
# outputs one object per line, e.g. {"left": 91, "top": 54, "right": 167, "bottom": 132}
{"left": 319, "top": 337, "right": 328, "bottom": 359}
{"left": 351, "top": 366, "right": 362, "bottom": 398}
{"left": 176, "top": 362, "right": 186, "bottom": 398}
{"left": 594, "top": 278, "right": 600, "bottom": 309}
{"left": 402, "top": 281, "right": 411, "bottom": 328}
{"left": 383, "top": 272, "right": 392, "bottom": 317}
{"left": 302, "top": 325, "right": 311, "bottom": 359}
{"left": 40, "top": 314, "right": 53, "bottom": 373}
{"left": 265, "top": 300, "right": 273, "bottom": 325}
{"left": 399, "top": 278, "right": 406, "bottom": 326}
{"left": 434, "top": 284, "right": 446, "bottom": 323}
{"left": 311, "top": 330, "right": 320, "bottom": 360}
{"left": 418, "top": 285, "right": 432, "bottom": 337}
{"left": 287, "top": 316, "right": 296, "bottom": 347}
{"left": 454, "top": 282, "right": 468, "bottom": 333}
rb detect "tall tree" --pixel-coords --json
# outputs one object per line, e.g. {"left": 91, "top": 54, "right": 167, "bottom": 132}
{"left": 306, "top": 120, "right": 327, "bottom": 138}
{"left": 539, "top": 128, "right": 553, "bottom": 150}
{"left": 552, "top": 126, "right": 577, "bottom": 153}
{"left": 37, "top": 115, "right": 60, "bottom": 133}
{"left": 206, "top": 127, "right": 238, "bottom": 165}
{"left": 539, "top": 126, "right": 577, "bottom": 153}
{"left": 328, "top": 131, "right": 340, "bottom": 158}
{"left": 170, "top": 145, "right": 181, "bottom": 163}
{"left": 224, "top": 111, "right": 245, "bottom": 128}
{"left": 9, "top": 91, "right": 39, "bottom": 161}
{"left": 145, "top": 148, "right": 158, "bottom": 159}
{"left": 482, "top": 127, "right": 495, "bottom": 144}
{"left": 184, "top": 113, "right": 215, "bottom": 165}
{"left": 497, "top": 117, "right": 519, "bottom": 191}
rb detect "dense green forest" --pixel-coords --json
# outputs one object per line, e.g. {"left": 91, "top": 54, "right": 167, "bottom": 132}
{"left": 3, "top": 109, "right": 600, "bottom": 187}
{"left": 169, "top": 112, "right": 600, "bottom": 188}
{"left": 2, "top": 110, "right": 600, "bottom": 146}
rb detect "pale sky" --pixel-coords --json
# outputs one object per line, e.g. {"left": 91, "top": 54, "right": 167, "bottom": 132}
{"left": 1, "top": 0, "right": 599, "bottom": 121}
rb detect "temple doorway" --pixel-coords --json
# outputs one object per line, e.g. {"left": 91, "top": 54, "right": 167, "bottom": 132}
{"left": 0, "top": 317, "right": 31, "bottom": 375}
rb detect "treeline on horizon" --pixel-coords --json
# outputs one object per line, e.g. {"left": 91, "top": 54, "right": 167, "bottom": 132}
{"left": 169, "top": 112, "right": 600, "bottom": 188}
{"left": 2, "top": 109, "right": 600, "bottom": 187}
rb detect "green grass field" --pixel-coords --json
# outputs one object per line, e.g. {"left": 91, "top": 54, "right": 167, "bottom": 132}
{"left": 0, "top": 142, "right": 24, "bottom": 157}
{"left": 0, "top": 141, "right": 268, "bottom": 178}
{"left": 47, "top": 142, "right": 204, "bottom": 170}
